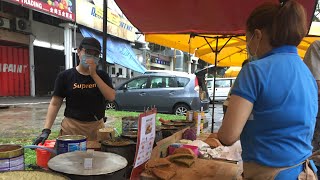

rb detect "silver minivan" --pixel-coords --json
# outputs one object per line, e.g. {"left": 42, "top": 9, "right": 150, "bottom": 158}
{"left": 107, "top": 71, "right": 210, "bottom": 115}
{"left": 206, "top": 77, "right": 236, "bottom": 102}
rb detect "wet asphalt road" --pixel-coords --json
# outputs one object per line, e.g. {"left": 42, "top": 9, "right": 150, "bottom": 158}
{"left": 0, "top": 102, "right": 224, "bottom": 138}
{"left": 206, "top": 102, "right": 224, "bottom": 132}
{"left": 0, "top": 104, "right": 66, "bottom": 138}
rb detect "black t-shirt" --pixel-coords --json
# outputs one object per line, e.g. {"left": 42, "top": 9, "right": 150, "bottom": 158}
{"left": 53, "top": 68, "right": 113, "bottom": 121}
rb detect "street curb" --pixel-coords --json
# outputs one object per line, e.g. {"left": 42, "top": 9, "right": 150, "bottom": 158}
{"left": 0, "top": 105, "right": 10, "bottom": 109}
{"left": 0, "top": 102, "right": 51, "bottom": 108}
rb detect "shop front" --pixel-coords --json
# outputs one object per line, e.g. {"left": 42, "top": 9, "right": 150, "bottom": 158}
{"left": 0, "top": 19, "right": 31, "bottom": 96}
{"left": 0, "top": 43, "right": 30, "bottom": 96}
{"left": 76, "top": 0, "right": 146, "bottom": 74}
{"left": 0, "top": 0, "right": 76, "bottom": 97}
{"left": 33, "top": 46, "right": 65, "bottom": 96}
{"left": 79, "top": 26, "right": 146, "bottom": 74}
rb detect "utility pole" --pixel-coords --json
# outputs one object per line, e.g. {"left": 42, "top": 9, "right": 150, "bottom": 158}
{"left": 102, "top": 0, "right": 108, "bottom": 73}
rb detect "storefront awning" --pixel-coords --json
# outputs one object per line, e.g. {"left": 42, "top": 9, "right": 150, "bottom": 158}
{"left": 79, "top": 27, "right": 146, "bottom": 73}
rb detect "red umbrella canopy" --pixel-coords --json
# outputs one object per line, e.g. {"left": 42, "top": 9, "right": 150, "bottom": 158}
{"left": 115, "top": 0, "right": 317, "bottom": 35}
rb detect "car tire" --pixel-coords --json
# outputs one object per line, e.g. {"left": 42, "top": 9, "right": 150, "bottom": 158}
{"left": 106, "top": 102, "right": 117, "bottom": 110}
{"left": 209, "top": 97, "right": 213, "bottom": 104}
{"left": 174, "top": 104, "right": 190, "bottom": 116}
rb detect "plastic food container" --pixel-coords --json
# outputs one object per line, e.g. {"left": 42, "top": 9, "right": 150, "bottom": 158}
{"left": 36, "top": 140, "right": 56, "bottom": 168}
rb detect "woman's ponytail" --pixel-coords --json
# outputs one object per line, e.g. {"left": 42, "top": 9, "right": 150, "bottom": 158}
{"left": 270, "top": 0, "right": 307, "bottom": 47}
{"left": 246, "top": 0, "right": 307, "bottom": 47}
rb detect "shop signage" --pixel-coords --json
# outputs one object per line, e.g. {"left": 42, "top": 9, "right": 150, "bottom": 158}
{"left": 7, "top": 0, "right": 75, "bottom": 21}
{"left": 150, "top": 56, "right": 170, "bottom": 66}
{"left": 0, "top": 63, "right": 28, "bottom": 73}
{"left": 76, "top": 0, "right": 136, "bottom": 42}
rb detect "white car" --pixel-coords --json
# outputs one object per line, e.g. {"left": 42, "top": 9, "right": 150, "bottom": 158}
{"left": 206, "top": 77, "right": 236, "bottom": 102}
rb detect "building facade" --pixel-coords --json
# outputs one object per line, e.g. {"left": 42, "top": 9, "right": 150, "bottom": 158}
{"left": 0, "top": 0, "right": 199, "bottom": 97}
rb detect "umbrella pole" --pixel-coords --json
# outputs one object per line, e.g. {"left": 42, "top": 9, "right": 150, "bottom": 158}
{"left": 212, "top": 37, "right": 219, "bottom": 133}
{"left": 203, "top": 36, "right": 233, "bottom": 132}
{"left": 204, "top": 36, "right": 218, "bottom": 133}
{"left": 102, "top": 0, "right": 107, "bottom": 72}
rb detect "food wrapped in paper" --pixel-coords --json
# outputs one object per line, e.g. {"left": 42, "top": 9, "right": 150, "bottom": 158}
{"left": 200, "top": 140, "right": 242, "bottom": 162}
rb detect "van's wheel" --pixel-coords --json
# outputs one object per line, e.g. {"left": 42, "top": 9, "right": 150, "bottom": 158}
{"left": 174, "top": 104, "right": 190, "bottom": 116}
{"left": 106, "top": 102, "right": 117, "bottom": 110}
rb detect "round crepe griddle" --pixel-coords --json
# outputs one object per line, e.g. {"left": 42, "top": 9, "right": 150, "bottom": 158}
{"left": 48, "top": 151, "right": 127, "bottom": 176}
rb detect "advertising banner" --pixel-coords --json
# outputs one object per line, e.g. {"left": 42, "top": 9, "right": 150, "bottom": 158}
{"left": 130, "top": 108, "right": 157, "bottom": 180}
{"left": 7, "top": 0, "right": 75, "bottom": 21}
{"left": 76, "top": 0, "right": 136, "bottom": 42}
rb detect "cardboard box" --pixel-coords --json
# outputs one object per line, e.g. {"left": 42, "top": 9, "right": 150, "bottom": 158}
{"left": 141, "top": 158, "right": 241, "bottom": 180}
{"left": 144, "top": 129, "right": 243, "bottom": 179}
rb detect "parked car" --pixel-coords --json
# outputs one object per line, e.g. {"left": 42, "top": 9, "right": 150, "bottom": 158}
{"left": 106, "top": 71, "right": 210, "bottom": 115}
{"left": 206, "top": 77, "right": 236, "bottom": 102}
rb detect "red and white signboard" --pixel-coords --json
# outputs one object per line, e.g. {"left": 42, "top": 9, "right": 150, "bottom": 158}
{"left": 130, "top": 108, "right": 157, "bottom": 180}
{"left": 7, "top": 0, "right": 75, "bottom": 21}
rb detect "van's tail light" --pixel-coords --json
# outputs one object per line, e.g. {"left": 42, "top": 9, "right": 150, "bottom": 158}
{"left": 194, "top": 77, "right": 199, "bottom": 93}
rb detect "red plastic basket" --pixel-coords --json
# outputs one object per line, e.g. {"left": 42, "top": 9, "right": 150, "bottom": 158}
{"left": 36, "top": 140, "right": 56, "bottom": 168}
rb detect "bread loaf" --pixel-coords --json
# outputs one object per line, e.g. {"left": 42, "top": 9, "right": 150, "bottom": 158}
{"left": 173, "top": 147, "right": 195, "bottom": 157}
{"left": 167, "top": 154, "right": 195, "bottom": 162}
{"left": 146, "top": 158, "right": 171, "bottom": 168}
{"left": 151, "top": 168, "right": 176, "bottom": 180}
{"left": 172, "top": 158, "right": 195, "bottom": 167}
{"left": 204, "top": 138, "right": 222, "bottom": 148}
{"left": 208, "top": 133, "right": 218, "bottom": 139}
